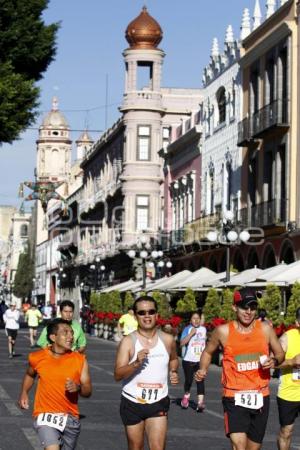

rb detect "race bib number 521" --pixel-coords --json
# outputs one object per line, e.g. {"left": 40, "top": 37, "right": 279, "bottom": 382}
{"left": 37, "top": 413, "right": 68, "bottom": 432}
{"left": 234, "top": 392, "right": 263, "bottom": 410}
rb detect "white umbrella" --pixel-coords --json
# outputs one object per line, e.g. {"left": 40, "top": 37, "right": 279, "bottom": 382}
{"left": 215, "top": 267, "right": 263, "bottom": 287}
{"left": 145, "top": 270, "right": 192, "bottom": 292}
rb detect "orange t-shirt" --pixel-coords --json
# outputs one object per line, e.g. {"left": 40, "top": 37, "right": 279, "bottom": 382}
{"left": 222, "top": 320, "right": 270, "bottom": 397}
{"left": 29, "top": 348, "right": 85, "bottom": 417}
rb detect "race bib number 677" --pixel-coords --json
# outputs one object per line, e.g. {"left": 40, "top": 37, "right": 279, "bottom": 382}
{"left": 37, "top": 413, "right": 68, "bottom": 432}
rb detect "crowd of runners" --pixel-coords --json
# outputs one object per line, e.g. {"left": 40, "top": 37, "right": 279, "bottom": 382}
{"left": 0, "top": 288, "right": 296, "bottom": 450}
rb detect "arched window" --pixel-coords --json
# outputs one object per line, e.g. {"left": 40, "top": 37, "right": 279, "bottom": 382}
{"left": 217, "top": 87, "right": 226, "bottom": 124}
{"left": 20, "top": 224, "right": 28, "bottom": 237}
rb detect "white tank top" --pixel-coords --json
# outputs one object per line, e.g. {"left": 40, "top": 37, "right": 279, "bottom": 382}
{"left": 122, "top": 333, "right": 170, "bottom": 404}
{"left": 183, "top": 326, "right": 207, "bottom": 363}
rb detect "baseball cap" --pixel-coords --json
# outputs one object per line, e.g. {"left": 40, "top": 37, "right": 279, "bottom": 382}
{"left": 233, "top": 288, "right": 258, "bottom": 308}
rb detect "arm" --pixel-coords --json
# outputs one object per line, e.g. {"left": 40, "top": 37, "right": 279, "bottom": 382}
{"left": 261, "top": 324, "right": 285, "bottom": 369}
{"left": 114, "top": 335, "right": 149, "bottom": 381}
{"left": 18, "top": 365, "right": 36, "bottom": 409}
{"left": 168, "top": 336, "right": 179, "bottom": 385}
{"left": 65, "top": 359, "right": 92, "bottom": 397}
{"left": 36, "top": 327, "right": 48, "bottom": 348}
{"left": 195, "top": 327, "right": 223, "bottom": 380}
{"left": 117, "top": 321, "right": 123, "bottom": 338}
{"left": 76, "top": 326, "right": 87, "bottom": 353}
{"left": 276, "top": 333, "right": 300, "bottom": 369}
{"left": 180, "top": 327, "right": 196, "bottom": 347}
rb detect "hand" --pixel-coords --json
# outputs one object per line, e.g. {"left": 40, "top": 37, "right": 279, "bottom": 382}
{"left": 194, "top": 369, "right": 207, "bottom": 381}
{"left": 136, "top": 348, "right": 149, "bottom": 365}
{"left": 65, "top": 378, "right": 80, "bottom": 393}
{"left": 261, "top": 357, "right": 276, "bottom": 370}
{"left": 169, "top": 370, "right": 179, "bottom": 385}
{"left": 292, "top": 354, "right": 300, "bottom": 367}
{"left": 190, "top": 328, "right": 197, "bottom": 337}
{"left": 19, "top": 393, "right": 29, "bottom": 409}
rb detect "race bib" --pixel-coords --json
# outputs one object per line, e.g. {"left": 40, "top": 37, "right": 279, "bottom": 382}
{"left": 37, "top": 413, "right": 68, "bottom": 432}
{"left": 234, "top": 392, "right": 264, "bottom": 410}
{"left": 192, "top": 342, "right": 204, "bottom": 356}
{"left": 292, "top": 369, "right": 300, "bottom": 381}
{"left": 136, "top": 382, "right": 163, "bottom": 404}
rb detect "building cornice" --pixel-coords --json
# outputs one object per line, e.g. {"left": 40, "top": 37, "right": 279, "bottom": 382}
{"left": 161, "top": 125, "right": 202, "bottom": 159}
{"left": 240, "top": 22, "right": 291, "bottom": 68}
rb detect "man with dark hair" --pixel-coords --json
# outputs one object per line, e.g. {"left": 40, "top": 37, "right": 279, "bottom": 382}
{"left": 195, "top": 287, "right": 284, "bottom": 450}
{"left": 114, "top": 295, "right": 179, "bottom": 450}
{"left": 276, "top": 307, "right": 300, "bottom": 450}
{"left": 37, "top": 300, "right": 86, "bottom": 353}
{"left": 19, "top": 318, "right": 92, "bottom": 450}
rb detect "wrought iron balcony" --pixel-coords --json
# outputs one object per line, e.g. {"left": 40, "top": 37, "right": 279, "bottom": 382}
{"left": 240, "top": 199, "right": 287, "bottom": 228}
{"left": 237, "top": 99, "right": 289, "bottom": 146}
{"left": 252, "top": 99, "right": 289, "bottom": 138}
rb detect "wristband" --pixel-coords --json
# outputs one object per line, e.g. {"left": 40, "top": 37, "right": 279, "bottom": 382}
{"left": 132, "top": 360, "right": 140, "bottom": 369}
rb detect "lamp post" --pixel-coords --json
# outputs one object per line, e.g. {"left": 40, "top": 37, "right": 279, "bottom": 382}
{"left": 207, "top": 210, "right": 250, "bottom": 283}
{"left": 90, "top": 257, "right": 106, "bottom": 290}
{"left": 128, "top": 236, "right": 171, "bottom": 288}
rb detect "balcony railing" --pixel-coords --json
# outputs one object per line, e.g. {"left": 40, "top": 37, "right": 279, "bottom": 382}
{"left": 237, "top": 99, "right": 289, "bottom": 146}
{"left": 252, "top": 99, "right": 289, "bottom": 137}
{"left": 240, "top": 199, "right": 287, "bottom": 228}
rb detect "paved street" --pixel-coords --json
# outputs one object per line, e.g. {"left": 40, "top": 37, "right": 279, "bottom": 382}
{"left": 1, "top": 329, "right": 300, "bottom": 450}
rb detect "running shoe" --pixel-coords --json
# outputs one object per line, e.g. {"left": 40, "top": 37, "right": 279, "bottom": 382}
{"left": 181, "top": 394, "right": 190, "bottom": 409}
{"left": 8, "top": 354, "right": 13, "bottom": 359}
{"left": 196, "top": 403, "right": 205, "bottom": 412}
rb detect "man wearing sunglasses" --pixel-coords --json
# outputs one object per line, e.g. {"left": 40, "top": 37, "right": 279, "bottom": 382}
{"left": 195, "top": 287, "right": 284, "bottom": 450}
{"left": 114, "top": 295, "right": 179, "bottom": 450}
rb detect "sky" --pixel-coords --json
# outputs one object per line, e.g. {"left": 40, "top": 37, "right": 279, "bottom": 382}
{"left": 0, "top": 0, "right": 259, "bottom": 207}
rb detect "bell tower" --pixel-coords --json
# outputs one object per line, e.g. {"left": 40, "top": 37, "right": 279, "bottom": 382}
{"left": 36, "top": 97, "right": 71, "bottom": 181}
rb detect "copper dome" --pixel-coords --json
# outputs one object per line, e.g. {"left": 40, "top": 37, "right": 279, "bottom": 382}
{"left": 125, "top": 6, "right": 163, "bottom": 50}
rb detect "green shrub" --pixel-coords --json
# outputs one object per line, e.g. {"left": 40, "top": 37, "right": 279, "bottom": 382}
{"left": 220, "top": 289, "right": 235, "bottom": 321}
{"left": 152, "top": 291, "right": 172, "bottom": 319}
{"left": 175, "top": 288, "right": 197, "bottom": 314}
{"left": 258, "top": 284, "right": 283, "bottom": 327}
{"left": 123, "top": 291, "right": 134, "bottom": 312}
{"left": 203, "top": 288, "right": 221, "bottom": 323}
{"left": 108, "top": 291, "right": 122, "bottom": 313}
{"left": 285, "top": 282, "right": 300, "bottom": 326}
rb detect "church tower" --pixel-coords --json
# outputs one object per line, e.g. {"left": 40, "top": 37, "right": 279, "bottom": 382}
{"left": 120, "top": 7, "right": 165, "bottom": 244}
{"left": 36, "top": 97, "right": 71, "bottom": 181}
{"left": 36, "top": 97, "right": 71, "bottom": 245}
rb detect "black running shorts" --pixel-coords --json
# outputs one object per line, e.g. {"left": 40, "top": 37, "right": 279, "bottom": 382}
{"left": 120, "top": 395, "right": 170, "bottom": 426}
{"left": 277, "top": 396, "right": 300, "bottom": 427}
{"left": 222, "top": 396, "right": 270, "bottom": 444}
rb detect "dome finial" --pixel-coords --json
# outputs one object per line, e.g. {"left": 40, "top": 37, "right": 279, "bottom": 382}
{"left": 225, "top": 25, "right": 234, "bottom": 45}
{"left": 266, "top": 0, "right": 276, "bottom": 18}
{"left": 52, "top": 96, "right": 58, "bottom": 111}
{"left": 125, "top": 7, "right": 163, "bottom": 49}
{"left": 211, "top": 38, "right": 220, "bottom": 59}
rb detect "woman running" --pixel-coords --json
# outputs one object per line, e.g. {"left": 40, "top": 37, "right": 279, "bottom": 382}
{"left": 180, "top": 311, "right": 207, "bottom": 412}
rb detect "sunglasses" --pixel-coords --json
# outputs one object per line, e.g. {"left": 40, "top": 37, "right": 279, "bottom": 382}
{"left": 136, "top": 309, "right": 157, "bottom": 316}
{"left": 238, "top": 304, "right": 258, "bottom": 311}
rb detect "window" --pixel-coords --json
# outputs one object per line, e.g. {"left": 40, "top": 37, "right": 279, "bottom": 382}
{"left": 136, "top": 196, "right": 149, "bottom": 230}
{"left": 217, "top": 87, "right": 226, "bottom": 124}
{"left": 162, "top": 127, "right": 170, "bottom": 151}
{"left": 20, "top": 224, "right": 28, "bottom": 237}
{"left": 137, "top": 126, "right": 151, "bottom": 160}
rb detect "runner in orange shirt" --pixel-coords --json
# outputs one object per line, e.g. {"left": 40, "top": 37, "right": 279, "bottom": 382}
{"left": 18, "top": 318, "right": 92, "bottom": 450}
{"left": 195, "top": 287, "right": 284, "bottom": 450}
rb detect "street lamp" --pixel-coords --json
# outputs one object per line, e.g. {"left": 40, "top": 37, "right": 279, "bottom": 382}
{"left": 89, "top": 259, "right": 106, "bottom": 290}
{"left": 207, "top": 210, "right": 250, "bottom": 283}
{"left": 128, "top": 237, "right": 171, "bottom": 288}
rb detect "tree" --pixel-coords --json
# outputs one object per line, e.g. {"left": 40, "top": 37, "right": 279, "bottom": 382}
{"left": 175, "top": 288, "right": 197, "bottom": 315}
{"left": 152, "top": 291, "right": 172, "bottom": 319}
{"left": 285, "top": 282, "right": 300, "bottom": 326}
{"left": 203, "top": 288, "right": 221, "bottom": 323}
{"left": 108, "top": 291, "right": 122, "bottom": 314}
{"left": 0, "top": 0, "right": 59, "bottom": 144}
{"left": 259, "top": 284, "right": 283, "bottom": 327}
{"left": 123, "top": 291, "right": 134, "bottom": 312}
{"left": 220, "top": 289, "right": 235, "bottom": 321}
{"left": 12, "top": 244, "right": 34, "bottom": 300}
